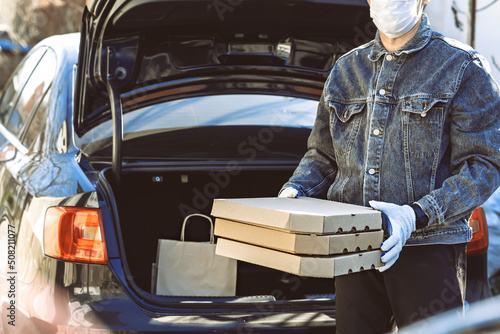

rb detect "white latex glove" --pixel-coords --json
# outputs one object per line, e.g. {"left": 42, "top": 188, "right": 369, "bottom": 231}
{"left": 369, "top": 200, "right": 416, "bottom": 272}
{"left": 279, "top": 187, "right": 299, "bottom": 198}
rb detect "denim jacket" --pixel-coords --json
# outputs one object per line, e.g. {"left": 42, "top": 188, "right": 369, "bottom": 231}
{"left": 282, "top": 15, "right": 500, "bottom": 245}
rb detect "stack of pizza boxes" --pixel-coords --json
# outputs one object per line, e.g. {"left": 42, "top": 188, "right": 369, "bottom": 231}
{"left": 211, "top": 197, "right": 384, "bottom": 278}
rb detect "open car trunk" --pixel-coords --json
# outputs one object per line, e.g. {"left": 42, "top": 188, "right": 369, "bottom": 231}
{"left": 77, "top": 0, "right": 374, "bottom": 308}
{"left": 101, "top": 166, "right": 335, "bottom": 301}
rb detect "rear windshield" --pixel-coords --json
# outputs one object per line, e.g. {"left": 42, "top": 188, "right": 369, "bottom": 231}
{"left": 77, "top": 94, "right": 318, "bottom": 159}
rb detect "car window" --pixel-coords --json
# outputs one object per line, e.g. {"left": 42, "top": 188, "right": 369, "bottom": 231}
{"left": 125, "top": 95, "right": 317, "bottom": 130}
{"left": 6, "top": 49, "right": 56, "bottom": 138}
{"left": 78, "top": 94, "right": 318, "bottom": 148}
{"left": 0, "top": 48, "right": 46, "bottom": 124}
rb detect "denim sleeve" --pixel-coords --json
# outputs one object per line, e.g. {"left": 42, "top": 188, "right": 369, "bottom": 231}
{"left": 417, "top": 55, "right": 500, "bottom": 225}
{"left": 281, "top": 93, "right": 338, "bottom": 198}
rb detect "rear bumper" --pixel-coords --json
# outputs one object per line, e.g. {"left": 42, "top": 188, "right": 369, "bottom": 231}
{"left": 80, "top": 299, "right": 336, "bottom": 333}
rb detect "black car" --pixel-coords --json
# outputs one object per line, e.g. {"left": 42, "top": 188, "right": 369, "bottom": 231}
{"left": 0, "top": 0, "right": 492, "bottom": 332}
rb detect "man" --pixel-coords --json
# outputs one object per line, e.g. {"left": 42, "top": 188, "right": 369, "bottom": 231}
{"left": 279, "top": 0, "right": 500, "bottom": 332}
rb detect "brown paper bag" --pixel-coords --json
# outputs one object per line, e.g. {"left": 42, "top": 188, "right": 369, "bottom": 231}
{"left": 155, "top": 214, "right": 237, "bottom": 296}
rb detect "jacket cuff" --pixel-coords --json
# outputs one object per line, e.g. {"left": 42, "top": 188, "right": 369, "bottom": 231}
{"left": 279, "top": 183, "right": 307, "bottom": 197}
{"left": 410, "top": 203, "right": 429, "bottom": 230}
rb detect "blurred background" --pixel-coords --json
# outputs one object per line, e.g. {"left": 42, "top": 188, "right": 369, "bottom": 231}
{"left": 0, "top": 0, "right": 84, "bottom": 88}
{"left": 426, "top": 0, "right": 500, "bottom": 84}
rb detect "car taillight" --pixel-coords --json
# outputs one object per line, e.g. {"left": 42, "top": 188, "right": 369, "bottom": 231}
{"left": 44, "top": 207, "right": 108, "bottom": 264}
{"left": 467, "top": 206, "right": 489, "bottom": 256}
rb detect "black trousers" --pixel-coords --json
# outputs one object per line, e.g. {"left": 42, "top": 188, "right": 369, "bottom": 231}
{"left": 335, "top": 243, "right": 467, "bottom": 334}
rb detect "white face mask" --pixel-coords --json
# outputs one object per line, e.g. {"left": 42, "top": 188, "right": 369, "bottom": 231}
{"left": 370, "top": 0, "right": 424, "bottom": 39}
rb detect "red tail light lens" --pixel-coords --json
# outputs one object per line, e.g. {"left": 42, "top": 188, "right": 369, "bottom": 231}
{"left": 467, "top": 206, "right": 489, "bottom": 256}
{"left": 44, "top": 207, "right": 108, "bottom": 264}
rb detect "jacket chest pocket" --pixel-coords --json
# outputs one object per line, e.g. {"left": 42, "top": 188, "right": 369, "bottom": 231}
{"left": 329, "top": 101, "right": 366, "bottom": 156}
{"left": 402, "top": 98, "right": 447, "bottom": 157}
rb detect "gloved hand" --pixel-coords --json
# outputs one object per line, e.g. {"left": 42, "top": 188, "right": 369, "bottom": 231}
{"left": 279, "top": 187, "right": 299, "bottom": 198}
{"left": 369, "top": 201, "right": 416, "bottom": 272}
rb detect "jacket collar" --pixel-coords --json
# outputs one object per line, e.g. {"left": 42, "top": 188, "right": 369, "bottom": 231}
{"left": 368, "top": 13, "right": 433, "bottom": 62}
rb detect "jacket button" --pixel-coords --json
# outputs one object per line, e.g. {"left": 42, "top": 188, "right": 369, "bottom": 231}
{"left": 368, "top": 168, "right": 376, "bottom": 175}
{"left": 373, "top": 129, "right": 381, "bottom": 136}
{"left": 379, "top": 89, "right": 386, "bottom": 95}
{"left": 421, "top": 112, "right": 427, "bottom": 117}
{"left": 343, "top": 110, "right": 348, "bottom": 119}
{"left": 386, "top": 54, "right": 393, "bottom": 61}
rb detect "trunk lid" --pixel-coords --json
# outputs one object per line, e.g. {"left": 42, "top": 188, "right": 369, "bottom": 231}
{"left": 76, "top": 0, "right": 372, "bottom": 135}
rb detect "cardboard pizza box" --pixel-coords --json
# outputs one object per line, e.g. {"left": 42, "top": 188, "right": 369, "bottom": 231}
{"left": 215, "top": 238, "right": 383, "bottom": 278}
{"left": 214, "top": 218, "right": 384, "bottom": 255}
{"left": 211, "top": 197, "right": 382, "bottom": 235}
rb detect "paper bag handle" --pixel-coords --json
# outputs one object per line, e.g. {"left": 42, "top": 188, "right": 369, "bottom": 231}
{"left": 180, "top": 213, "right": 214, "bottom": 244}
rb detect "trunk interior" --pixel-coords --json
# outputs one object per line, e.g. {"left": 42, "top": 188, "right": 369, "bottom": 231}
{"left": 108, "top": 167, "right": 335, "bottom": 301}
